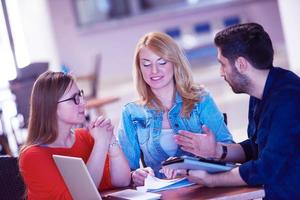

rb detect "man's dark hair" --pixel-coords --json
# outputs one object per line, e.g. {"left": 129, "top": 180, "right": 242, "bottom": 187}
{"left": 214, "top": 23, "right": 274, "bottom": 70}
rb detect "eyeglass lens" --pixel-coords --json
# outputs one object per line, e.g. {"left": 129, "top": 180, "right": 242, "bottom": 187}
{"left": 74, "top": 90, "right": 84, "bottom": 105}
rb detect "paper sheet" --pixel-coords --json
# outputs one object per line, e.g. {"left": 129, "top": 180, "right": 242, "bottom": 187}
{"left": 136, "top": 175, "right": 195, "bottom": 192}
{"left": 107, "top": 189, "right": 161, "bottom": 200}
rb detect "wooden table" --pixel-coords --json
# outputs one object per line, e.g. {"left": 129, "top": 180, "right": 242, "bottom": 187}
{"left": 103, "top": 185, "right": 265, "bottom": 200}
{"left": 158, "top": 185, "right": 264, "bottom": 200}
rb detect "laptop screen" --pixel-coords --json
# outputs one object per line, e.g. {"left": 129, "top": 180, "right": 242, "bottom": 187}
{"left": 53, "top": 155, "right": 102, "bottom": 200}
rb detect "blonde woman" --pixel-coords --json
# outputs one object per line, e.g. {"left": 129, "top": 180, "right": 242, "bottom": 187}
{"left": 117, "top": 32, "right": 233, "bottom": 186}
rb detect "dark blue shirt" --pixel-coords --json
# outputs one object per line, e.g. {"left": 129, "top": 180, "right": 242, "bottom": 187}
{"left": 239, "top": 67, "right": 300, "bottom": 200}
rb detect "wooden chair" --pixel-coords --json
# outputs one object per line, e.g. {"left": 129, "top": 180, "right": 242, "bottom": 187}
{"left": 8, "top": 63, "right": 48, "bottom": 147}
{"left": 9, "top": 62, "right": 48, "bottom": 128}
{"left": 77, "top": 54, "right": 120, "bottom": 116}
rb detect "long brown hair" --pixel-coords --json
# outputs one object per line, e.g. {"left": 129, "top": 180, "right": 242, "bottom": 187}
{"left": 22, "top": 71, "right": 74, "bottom": 150}
{"left": 133, "top": 32, "right": 204, "bottom": 117}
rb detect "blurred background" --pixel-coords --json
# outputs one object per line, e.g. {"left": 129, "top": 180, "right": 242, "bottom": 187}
{"left": 0, "top": 0, "right": 299, "bottom": 156}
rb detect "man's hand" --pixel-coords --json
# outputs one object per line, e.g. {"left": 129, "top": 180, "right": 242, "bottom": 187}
{"left": 174, "top": 125, "right": 218, "bottom": 159}
{"left": 131, "top": 167, "right": 154, "bottom": 186}
{"left": 177, "top": 167, "right": 247, "bottom": 188}
{"left": 176, "top": 169, "right": 214, "bottom": 187}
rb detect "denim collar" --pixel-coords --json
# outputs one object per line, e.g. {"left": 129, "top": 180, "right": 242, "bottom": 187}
{"left": 175, "top": 91, "right": 183, "bottom": 104}
{"left": 146, "top": 91, "right": 182, "bottom": 116}
{"left": 151, "top": 91, "right": 182, "bottom": 110}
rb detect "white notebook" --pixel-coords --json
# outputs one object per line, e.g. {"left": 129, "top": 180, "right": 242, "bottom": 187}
{"left": 136, "top": 175, "right": 194, "bottom": 192}
{"left": 107, "top": 189, "right": 161, "bottom": 200}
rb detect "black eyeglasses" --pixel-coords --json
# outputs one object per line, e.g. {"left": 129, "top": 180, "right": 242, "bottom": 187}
{"left": 58, "top": 90, "right": 84, "bottom": 105}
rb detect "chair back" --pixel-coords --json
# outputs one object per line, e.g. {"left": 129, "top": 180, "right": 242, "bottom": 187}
{"left": 90, "top": 54, "right": 101, "bottom": 98}
{"left": 0, "top": 156, "right": 25, "bottom": 200}
{"left": 0, "top": 108, "right": 12, "bottom": 156}
{"left": 9, "top": 62, "right": 48, "bottom": 127}
{"left": 0, "top": 135, "right": 12, "bottom": 156}
{"left": 223, "top": 113, "right": 228, "bottom": 125}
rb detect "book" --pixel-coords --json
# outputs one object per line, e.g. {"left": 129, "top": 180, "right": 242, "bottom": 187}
{"left": 136, "top": 175, "right": 195, "bottom": 192}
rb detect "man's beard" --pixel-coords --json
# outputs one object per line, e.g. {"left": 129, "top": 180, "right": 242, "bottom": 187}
{"left": 226, "top": 69, "right": 251, "bottom": 94}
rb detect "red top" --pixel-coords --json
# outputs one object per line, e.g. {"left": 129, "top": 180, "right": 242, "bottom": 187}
{"left": 19, "top": 128, "right": 112, "bottom": 200}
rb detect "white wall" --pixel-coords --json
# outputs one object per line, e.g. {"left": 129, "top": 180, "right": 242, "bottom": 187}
{"left": 17, "top": 0, "right": 59, "bottom": 70}
{"left": 44, "top": 0, "right": 288, "bottom": 143}
{"left": 47, "top": 0, "right": 285, "bottom": 88}
{"left": 278, "top": 0, "right": 300, "bottom": 75}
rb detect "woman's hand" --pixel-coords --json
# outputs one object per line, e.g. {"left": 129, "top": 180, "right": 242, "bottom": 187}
{"left": 159, "top": 167, "right": 178, "bottom": 179}
{"left": 159, "top": 157, "right": 180, "bottom": 179}
{"left": 89, "top": 116, "right": 114, "bottom": 147}
{"left": 131, "top": 167, "right": 154, "bottom": 186}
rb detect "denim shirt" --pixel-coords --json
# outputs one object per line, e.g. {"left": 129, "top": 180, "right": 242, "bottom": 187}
{"left": 117, "top": 92, "right": 233, "bottom": 177}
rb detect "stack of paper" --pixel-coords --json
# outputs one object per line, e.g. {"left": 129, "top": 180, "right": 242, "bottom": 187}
{"left": 136, "top": 175, "right": 195, "bottom": 192}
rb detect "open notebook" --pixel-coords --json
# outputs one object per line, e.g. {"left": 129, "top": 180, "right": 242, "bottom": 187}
{"left": 53, "top": 155, "right": 102, "bottom": 200}
{"left": 137, "top": 175, "right": 195, "bottom": 192}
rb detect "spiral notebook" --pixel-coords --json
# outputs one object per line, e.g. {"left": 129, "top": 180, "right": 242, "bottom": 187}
{"left": 136, "top": 175, "right": 195, "bottom": 192}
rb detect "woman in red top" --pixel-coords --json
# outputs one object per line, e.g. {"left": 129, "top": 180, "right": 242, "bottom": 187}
{"left": 19, "top": 71, "right": 131, "bottom": 199}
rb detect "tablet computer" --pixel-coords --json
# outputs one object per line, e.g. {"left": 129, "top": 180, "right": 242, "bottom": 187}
{"left": 161, "top": 156, "right": 237, "bottom": 173}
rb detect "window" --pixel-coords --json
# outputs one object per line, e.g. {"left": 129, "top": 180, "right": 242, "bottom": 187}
{"left": 73, "top": 0, "right": 131, "bottom": 26}
{"left": 72, "top": 0, "right": 224, "bottom": 27}
{"left": 0, "top": 0, "right": 16, "bottom": 85}
{"left": 0, "top": 0, "right": 29, "bottom": 87}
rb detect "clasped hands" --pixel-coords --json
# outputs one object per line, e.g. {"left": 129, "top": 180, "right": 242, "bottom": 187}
{"left": 88, "top": 115, "right": 115, "bottom": 147}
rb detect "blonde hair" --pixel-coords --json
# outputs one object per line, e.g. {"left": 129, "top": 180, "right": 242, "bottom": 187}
{"left": 133, "top": 32, "right": 204, "bottom": 117}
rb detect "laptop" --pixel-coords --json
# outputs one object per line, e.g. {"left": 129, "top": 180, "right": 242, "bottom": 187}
{"left": 53, "top": 155, "right": 102, "bottom": 200}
